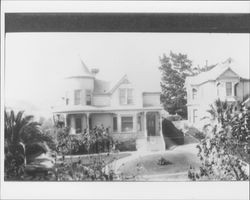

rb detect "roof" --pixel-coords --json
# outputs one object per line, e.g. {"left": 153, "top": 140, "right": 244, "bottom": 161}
{"left": 93, "top": 79, "right": 111, "bottom": 94}
{"left": 65, "top": 56, "right": 159, "bottom": 95}
{"left": 185, "top": 58, "right": 248, "bottom": 86}
{"left": 66, "top": 56, "right": 94, "bottom": 78}
{"left": 53, "top": 105, "right": 163, "bottom": 114}
{"left": 93, "top": 75, "right": 129, "bottom": 94}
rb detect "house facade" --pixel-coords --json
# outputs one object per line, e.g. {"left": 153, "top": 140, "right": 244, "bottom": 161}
{"left": 185, "top": 58, "right": 250, "bottom": 128}
{"left": 53, "top": 58, "right": 165, "bottom": 151}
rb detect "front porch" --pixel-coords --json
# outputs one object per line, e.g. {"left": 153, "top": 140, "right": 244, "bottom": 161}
{"left": 55, "top": 110, "right": 165, "bottom": 151}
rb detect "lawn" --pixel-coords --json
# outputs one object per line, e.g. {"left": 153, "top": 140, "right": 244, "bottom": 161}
{"left": 117, "top": 144, "right": 201, "bottom": 181}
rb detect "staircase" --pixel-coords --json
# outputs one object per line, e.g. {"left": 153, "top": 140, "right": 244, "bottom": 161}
{"left": 136, "top": 136, "right": 165, "bottom": 152}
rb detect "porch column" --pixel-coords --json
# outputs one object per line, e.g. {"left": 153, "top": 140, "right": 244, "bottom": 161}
{"left": 86, "top": 112, "right": 90, "bottom": 132}
{"left": 143, "top": 111, "right": 147, "bottom": 137}
{"left": 63, "top": 113, "right": 67, "bottom": 127}
{"left": 70, "top": 115, "right": 76, "bottom": 134}
{"left": 133, "top": 113, "right": 137, "bottom": 132}
{"left": 117, "top": 113, "right": 121, "bottom": 133}
{"left": 158, "top": 112, "right": 163, "bottom": 137}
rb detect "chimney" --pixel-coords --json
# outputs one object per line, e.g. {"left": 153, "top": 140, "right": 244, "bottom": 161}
{"left": 91, "top": 68, "right": 99, "bottom": 76}
{"left": 205, "top": 60, "right": 208, "bottom": 67}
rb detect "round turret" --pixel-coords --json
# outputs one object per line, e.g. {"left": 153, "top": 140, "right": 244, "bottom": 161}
{"left": 64, "top": 57, "right": 95, "bottom": 106}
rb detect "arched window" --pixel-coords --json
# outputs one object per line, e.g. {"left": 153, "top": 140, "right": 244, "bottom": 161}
{"left": 192, "top": 88, "right": 197, "bottom": 100}
{"left": 216, "top": 82, "right": 221, "bottom": 96}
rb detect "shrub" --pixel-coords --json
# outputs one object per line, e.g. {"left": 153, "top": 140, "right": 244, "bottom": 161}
{"left": 157, "top": 157, "right": 173, "bottom": 166}
{"left": 56, "top": 126, "right": 115, "bottom": 155}
{"left": 115, "top": 139, "right": 137, "bottom": 152}
{"left": 162, "top": 119, "right": 184, "bottom": 145}
{"left": 188, "top": 100, "right": 249, "bottom": 181}
{"left": 54, "top": 156, "right": 117, "bottom": 181}
{"left": 185, "top": 127, "right": 205, "bottom": 141}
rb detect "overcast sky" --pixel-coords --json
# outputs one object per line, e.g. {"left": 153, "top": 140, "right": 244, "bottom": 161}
{"left": 5, "top": 33, "right": 249, "bottom": 117}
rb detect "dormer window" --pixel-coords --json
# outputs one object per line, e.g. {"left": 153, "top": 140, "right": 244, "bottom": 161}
{"left": 66, "top": 98, "right": 69, "bottom": 105}
{"left": 74, "top": 90, "right": 81, "bottom": 105}
{"left": 86, "top": 90, "right": 92, "bottom": 105}
{"left": 192, "top": 88, "right": 197, "bottom": 100}
{"left": 119, "top": 88, "right": 133, "bottom": 105}
{"left": 226, "top": 82, "right": 232, "bottom": 97}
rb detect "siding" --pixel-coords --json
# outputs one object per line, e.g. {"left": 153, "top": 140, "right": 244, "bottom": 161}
{"left": 143, "top": 93, "right": 161, "bottom": 107}
{"left": 92, "top": 95, "right": 110, "bottom": 106}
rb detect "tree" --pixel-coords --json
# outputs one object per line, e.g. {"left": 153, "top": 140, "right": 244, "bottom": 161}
{"left": 4, "top": 109, "right": 54, "bottom": 179}
{"left": 159, "top": 52, "right": 194, "bottom": 118}
{"left": 159, "top": 52, "right": 217, "bottom": 118}
{"left": 188, "top": 100, "right": 249, "bottom": 181}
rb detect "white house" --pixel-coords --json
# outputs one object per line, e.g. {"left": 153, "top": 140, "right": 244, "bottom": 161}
{"left": 185, "top": 58, "right": 250, "bottom": 128}
{"left": 53, "top": 58, "right": 165, "bottom": 151}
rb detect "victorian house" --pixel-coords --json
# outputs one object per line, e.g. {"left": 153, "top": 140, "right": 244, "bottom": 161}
{"left": 53, "top": 58, "right": 165, "bottom": 151}
{"left": 185, "top": 58, "right": 250, "bottom": 128}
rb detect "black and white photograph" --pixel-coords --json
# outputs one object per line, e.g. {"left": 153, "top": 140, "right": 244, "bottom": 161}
{"left": 1, "top": 1, "right": 250, "bottom": 200}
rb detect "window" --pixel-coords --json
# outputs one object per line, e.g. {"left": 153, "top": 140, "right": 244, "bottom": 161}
{"left": 121, "top": 116, "right": 133, "bottom": 132}
{"left": 113, "top": 117, "right": 117, "bottom": 132}
{"left": 74, "top": 90, "right": 81, "bottom": 105}
{"left": 86, "top": 90, "right": 92, "bottom": 105}
{"left": 119, "top": 88, "right": 126, "bottom": 105}
{"left": 226, "top": 82, "right": 232, "bottom": 96}
{"left": 119, "top": 88, "right": 133, "bottom": 105}
{"left": 66, "top": 98, "right": 69, "bottom": 105}
{"left": 193, "top": 109, "right": 198, "bottom": 123}
{"left": 75, "top": 117, "right": 82, "bottom": 133}
{"left": 127, "top": 89, "right": 133, "bottom": 104}
{"left": 192, "top": 88, "right": 197, "bottom": 100}
{"left": 217, "top": 82, "right": 221, "bottom": 96}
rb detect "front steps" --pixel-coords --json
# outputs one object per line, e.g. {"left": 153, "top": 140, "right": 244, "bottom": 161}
{"left": 136, "top": 136, "right": 165, "bottom": 152}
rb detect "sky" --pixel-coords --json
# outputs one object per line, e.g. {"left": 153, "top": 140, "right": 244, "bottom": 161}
{"left": 4, "top": 33, "right": 250, "bottom": 117}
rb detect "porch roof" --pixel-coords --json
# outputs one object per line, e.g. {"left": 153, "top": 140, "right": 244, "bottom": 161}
{"left": 53, "top": 105, "right": 163, "bottom": 114}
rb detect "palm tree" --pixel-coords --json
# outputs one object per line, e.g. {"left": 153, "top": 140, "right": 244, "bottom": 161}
{"left": 4, "top": 109, "right": 50, "bottom": 179}
{"left": 207, "top": 99, "right": 235, "bottom": 126}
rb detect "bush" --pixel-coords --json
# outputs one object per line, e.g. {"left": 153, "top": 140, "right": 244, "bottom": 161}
{"left": 188, "top": 100, "right": 249, "bottom": 181}
{"left": 185, "top": 127, "right": 205, "bottom": 141}
{"left": 115, "top": 139, "right": 137, "bottom": 152}
{"left": 157, "top": 157, "right": 173, "bottom": 166}
{"left": 162, "top": 119, "right": 184, "bottom": 145}
{"left": 56, "top": 126, "right": 114, "bottom": 155}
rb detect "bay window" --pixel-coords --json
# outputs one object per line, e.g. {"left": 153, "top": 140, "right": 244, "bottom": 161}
{"left": 86, "top": 90, "right": 92, "bottom": 105}
{"left": 74, "top": 90, "right": 81, "bottom": 105}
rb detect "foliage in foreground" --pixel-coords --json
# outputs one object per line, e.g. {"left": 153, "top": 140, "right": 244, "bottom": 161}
{"left": 4, "top": 109, "right": 55, "bottom": 180}
{"left": 188, "top": 99, "right": 250, "bottom": 181}
{"left": 56, "top": 126, "right": 115, "bottom": 155}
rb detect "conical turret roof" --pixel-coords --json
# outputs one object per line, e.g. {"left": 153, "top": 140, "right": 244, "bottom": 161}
{"left": 66, "top": 55, "right": 94, "bottom": 78}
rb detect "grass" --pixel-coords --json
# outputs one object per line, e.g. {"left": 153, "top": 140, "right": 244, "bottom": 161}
{"left": 118, "top": 146, "right": 201, "bottom": 179}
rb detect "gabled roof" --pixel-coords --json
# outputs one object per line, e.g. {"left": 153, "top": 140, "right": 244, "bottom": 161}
{"left": 93, "top": 74, "right": 129, "bottom": 95}
{"left": 108, "top": 74, "right": 129, "bottom": 94}
{"left": 185, "top": 58, "right": 247, "bottom": 86}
